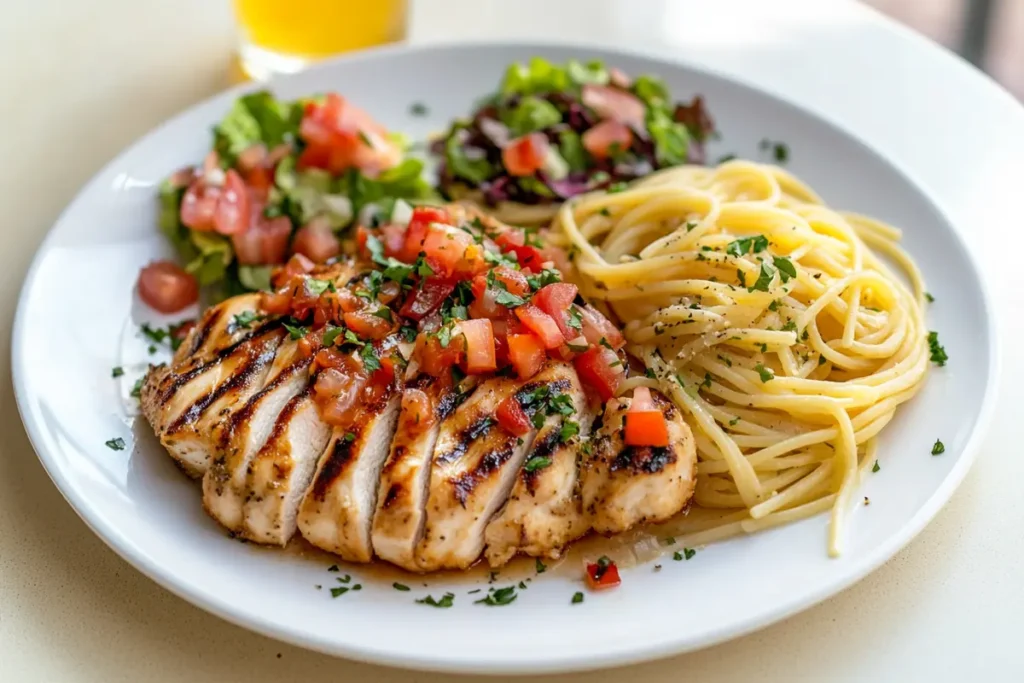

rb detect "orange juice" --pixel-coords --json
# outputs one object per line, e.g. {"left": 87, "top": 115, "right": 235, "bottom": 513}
{"left": 233, "top": 0, "right": 408, "bottom": 79}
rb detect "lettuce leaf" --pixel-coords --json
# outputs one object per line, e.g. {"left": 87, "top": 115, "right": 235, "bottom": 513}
{"left": 213, "top": 91, "right": 302, "bottom": 164}
{"left": 184, "top": 232, "right": 233, "bottom": 286}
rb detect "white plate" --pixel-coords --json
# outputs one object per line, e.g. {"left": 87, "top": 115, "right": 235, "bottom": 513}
{"left": 11, "top": 42, "right": 998, "bottom": 674}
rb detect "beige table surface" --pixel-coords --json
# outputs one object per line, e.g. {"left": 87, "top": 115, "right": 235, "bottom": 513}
{"left": 2, "top": 1, "right": 1023, "bottom": 681}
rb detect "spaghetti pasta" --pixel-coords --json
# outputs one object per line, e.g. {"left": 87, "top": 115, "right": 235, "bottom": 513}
{"left": 550, "top": 160, "right": 929, "bottom": 556}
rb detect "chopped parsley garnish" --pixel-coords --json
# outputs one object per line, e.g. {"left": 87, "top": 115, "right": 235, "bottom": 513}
{"left": 931, "top": 439, "right": 945, "bottom": 455}
{"left": 372, "top": 307, "right": 393, "bottom": 323}
{"left": 409, "top": 101, "right": 429, "bottom": 116}
{"left": 336, "top": 574, "right": 351, "bottom": 583}
{"left": 436, "top": 323, "right": 454, "bottom": 349}
{"left": 872, "top": 460, "right": 880, "bottom": 473}
{"left": 342, "top": 432, "right": 356, "bottom": 443}
{"left": 321, "top": 325, "right": 344, "bottom": 347}
{"left": 662, "top": 536, "right": 676, "bottom": 546}
{"left": 111, "top": 366, "right": 124, "bottom": 378}
{"left": 571, "top": 592, "right": 584, "bottom": 604}
{"left": 760, "top": 139, "right": 790, "bottom": 163}
{"left": 392, "top": 583, "right": 410, "bottom": 592}
{"left": 327, "top": 565, "right": 339, "bottom": 572}
{"left": 524, "top": 455, "right": 552, "bottom": 472}
{"left": 607, "top": 182, "right": 629, "bottom": 193}
{"left": 306, "top": 278, "right": 335, "bottom": 296}
{"left": 330, "top": 587, "right": 349, "bottom": 598}
{"left": 725, "top": 234, "right": 769, "bottom": 257}
{"left": 417, "top": 592, "right": 455, "bottom": 608}
{"left": 701, "top": 372, "right": 712, "bottom": 390}
{"left": 140, "top": 322, "right": 168, "bottom": 344}
{"left": 748, "top": 262, "right": 775, "bottom": 292}
{"left": 399, "top": 325, "right": 418, "bottom": 343}
{"left": 566, "top": 306, "right": 583, "bottom": 331}
{"left": 232, "top": 310, "right": 266, "bottom": 329}
{"left": 683, "top": 547, "right": 697, "bottom": 560}
{"left": 105, "top": 437, "right": 126, "bottom": 451}
{"left": 559, "top": 420, "right": 580, "bottom": 443}
{"left": 928, "top": 331, "right": 947, "bottom": 366}
{"left": 415, "top": 253, "right": 435, "bottom": 278}
{"left": 781, "top": 320, "right": 798, "bottom": 332}
{"left": 283, "top": 322, "right": 308, "bottom": 340}
{"left": 475, "top": 586, "right": 517, "bottom": 606}
{"left": 535, "top": 558, "right": 547, "bottom": 574}
{"left": 925, "top": 292, "right": 935, "bottom": 303}
{"left": 494, "top": 289, "right": 527, "bottom": 307}
{"left": 130, "top": 378, "right": 144, "bottom": 398}
{"left": 526, "top": 268, "right": 562, "bottom": 290}
{"left": 754, "top": 363, "right": 774, "bottom": 382}
{"left": 773, "top": 256, "right": 797, "bottom": 282}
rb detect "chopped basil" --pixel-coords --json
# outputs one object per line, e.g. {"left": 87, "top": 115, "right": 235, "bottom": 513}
{"left": 359, "top": 344, "right": 381, "bottom": 372}
{"left": 305, "top": 278, "right": 334, "bottom": 296}
{"left": 344, "top": 329, "right": 363, "bottom": 346}
{"left": 105, "top": 437, "right": 126, "bottom": 451}
{"left": 755, "top": 363, "right": 774, "bottom": 382}
{"left": 475, "top": 586, "right": 517, "bottom": 606}
{"left": 524, "top": 455, "right": 552, "bottom": 473}
{"left": 282, "top": 323, "right": 308, "bottom": 340}
{"left": 931, "top": 439, "right": 945, "bottom": 455}
{"left": 748, "top": 262, "right": 775, "bottom": 292}
{"left": 373, "top": 307, "right": 394, "bottom": 323}
{"left": 781, "top": 320, "right": 798, "bottom": 332}
{"left": 607, "top": 182, "right": 629, "bottom": 193}
{"left": 773, "top": 256, "right": 797, "bottom": 282}
{"left": 535, "top": 558, "right": 547, "bottom": 574}
{"left": 768, "top": 299, "right": 780, "bottom": 312}
{"left": 925, "top": 292, "right": 935, "bottom": 303}
{"left": 683, "top": 547, "right": 696, "bottom": 560}
{"left": 330, "top": 587, "right": 349, "bottom": 598}
{"left": 701, "top": 372, "right": 712, "bottom": 390}
{"left": 725, "top": 234, "right": 769, "bottom": 257}
{"left": 928, "top": 331, "right": 947, "bottom": 366}
{"left": 566, "top": 306, "right": 583, "bottom": 330}
{"left": 571, "top": 592, "right": 584, "bottom": 604}
{"left": 111, "top": 366, "right": 124, "bottom": 378}
{"left": 130, "top": 378, "right": 144, "bottom": 398}
{"left": 417, "top": 592, "right": 455, "bottom": 608}
{"left": 872, "top": 460, "right": 880, "bottom": 473}
{"left": 494, "top": 289, "right": 527, "bottom": 307}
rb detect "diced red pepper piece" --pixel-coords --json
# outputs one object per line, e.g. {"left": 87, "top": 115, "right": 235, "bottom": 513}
{"left": 624, "top": 386, "right": 669, "bottom": 447}
{"left": 496, "top": 394, "right": 532, "bottom": 436}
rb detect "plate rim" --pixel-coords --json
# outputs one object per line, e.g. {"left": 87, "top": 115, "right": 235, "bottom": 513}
{"left": 11, "top": 39, "right": 1002, "bottom": 674}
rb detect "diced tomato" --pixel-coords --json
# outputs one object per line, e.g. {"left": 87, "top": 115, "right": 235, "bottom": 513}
{"left": 515, "top": 304, "right": 565, "bottom": 350}
{"left": 459, "top": 319, "right": 496, "bottom": 374}
{"left": 233, "top": 213, "right": 292, "bottom": 266}
{"left": 364, "top": 353, "right": 396, "bottom": 405}
{"left": 271, "top": 253, "right": 315, "bottom": 288}
{"left": 296, "top": 144, "right": 331, "bottom": 171}
{"left": 212, "top": 170, "right": 251, "bottom": 235}
{"left": 260, "top": 287, "right": 293, "bottom": 315}
{"left": 578, "top": 304, "right": 625, "bottom": 350}
{"left": 493, "top": 266, "right": 530, "bottom": 296}
{"left": 377, "top": 280, "right": 401, "bottom": 305}
{"left": 582, "top": 120, "right": 633, "bottom": 160}
{"left": 495, "top": 231, "right": 545, "bottom": 271}
{"left": 399, "top": 279, "right": 455, "bottom": 321}
{"left": 380, "top": 222, "right": 407, "bottom": 259}
{"left": 507, "top": 332, "right": 547, "bottom": 380}
{"left": 415, "top": 331, "right": 466, "bottom": 378}
{"left": 343, "top": 310, "right": 393, "bottom": 341}
{"left": 624, "top": 386, "right": 669, "bottom": 447}
{"left": 574, "top": 346, "right": 623, "bottom": 401}
{"left": 292, "top": 217, "right": 341, "bottom": 263}
{"left": 422, "top": 224, "right": 485, "bottom": 278}
{"left": 400, "top": 207, "right": 450, "bottom": 261}
{"left": 502, "top": 133, "right": 549, "bottom": 177}
{"left": 179, "top": 179, "right": 220, "bottom": 231}
{"left": 581, "top": 84, "right": 646, "bottom": 129}
{"left": 236, "top": 144, "right": 268, "bottom": 173}
{"left": 533, "top": 283, "right": 579, "bottom": 338}
{"left": 469, "top": 266, "right": 529, "bottom": 320}
{"left": 496, "top": 395, "right": 532, "bottom": 437}
{"left": 314, "top": 366, "right": 368, "bottom": 428}
{"left": 491, "top": 317, "right": 510, "bottom": 366}
{"left": 468, "top": 284, "right": 502, "bottom": 320}
{"left": 584, "top": 557, "right": 621, "bottom": 590}
{"left": 298, "top": 93, "right": 401, "bottom": 176}
{"left": 137, "top": 260, "right": 199, "bottom": 314}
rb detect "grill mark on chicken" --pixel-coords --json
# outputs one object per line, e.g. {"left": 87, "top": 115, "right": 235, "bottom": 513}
{"left": 451, "top": 444, "right": 514, "bottom": 506}
{"left": 157, "top": 321, "right": 282, "bottom": 405}
{"left": 222, "top": 356, "right": 313, "bottom": 444}
{"left": 515, "top": 378, "right": 570, "bottom": 404}
{"left": 435, "top": 415, "right": 494, "bottom": 465}
{"left": 185, "top": 305, "right": 226, "bottom": 357}
{"left": 436, "top": 385, "right": 473, "bottom": 420}
{"left": 521, "top": 428, "right": 560, "bottom": 496}
{"left": 309, "top": 423, "right": 363, "bottom": 501}
{"left": 260, "top": 386, "right": 314, "bottom": 479}
{"left": 166, "top": 339, "right": 279, "bottom": 434}
{"left": 611, "top": 445, "right": 675, "bottom": 474}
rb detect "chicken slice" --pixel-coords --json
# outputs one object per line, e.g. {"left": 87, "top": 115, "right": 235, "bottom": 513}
{"left": 297, "top": 393, "right": 402, "bottom": 562}
{"left": 173, "top": 293, "right": 268, "bottom": 364}
{"left": 483, "top": 362, "right": 593, "bottom": 567}
{"left": 371, "top": 378, "right": 475, "bottom": 571}
{"left": 140, "top": 318, "right": 284, "bottom": 479}
{"left": 581, "top": 390, "right": 697, "bottom": 533}
{"left": 201, "top": 340, "right": 312, "bottom": 532}
{"left": 242, "top": 389, "right": 333, "bottom": 545}
{"left": 416, "top": 365, "right": 581, "bottom": 572}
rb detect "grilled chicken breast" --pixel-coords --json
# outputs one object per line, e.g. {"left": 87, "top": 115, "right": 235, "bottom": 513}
{"left": 581, "top": 391, "right": 698, "bottom": 533}
{"left": 484, "top": 362, "right": 593, "bottom": 566}
{"left": 297, "top": 394, "right": 402, "bottom": 562}
{"left": 371, "top": 378, "right": 473, "bottom": 570}
{"left": 140, "top": 295, "right": 284, "bottom": 479}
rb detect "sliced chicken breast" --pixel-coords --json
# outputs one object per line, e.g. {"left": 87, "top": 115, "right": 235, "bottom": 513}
{"left": 201, "top": 340, "right": 312, "bottom": 531}
{"left": 416, "top": 365, "right": 580, "bottom": 572}
{"left": 297, "top": 393, "right": 402, "bottom": 562}
{"left": 581, "top": 391, "right": 697, "bottom": 533}
{"left": 483, "top": 362, "right": 593, "bottom": 567}
{"left": 371, "top": 378, "right": 475, "bottom": 571}
{"left": 140, "top": 318, "right": 284, "bottom": 479}
{"left": 242, "top": 389, "right": 333, "bottom": 545}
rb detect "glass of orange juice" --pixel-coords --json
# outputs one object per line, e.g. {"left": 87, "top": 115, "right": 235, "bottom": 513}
{"left": 232, "top": 0, "right": 409, "bottom": 80}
